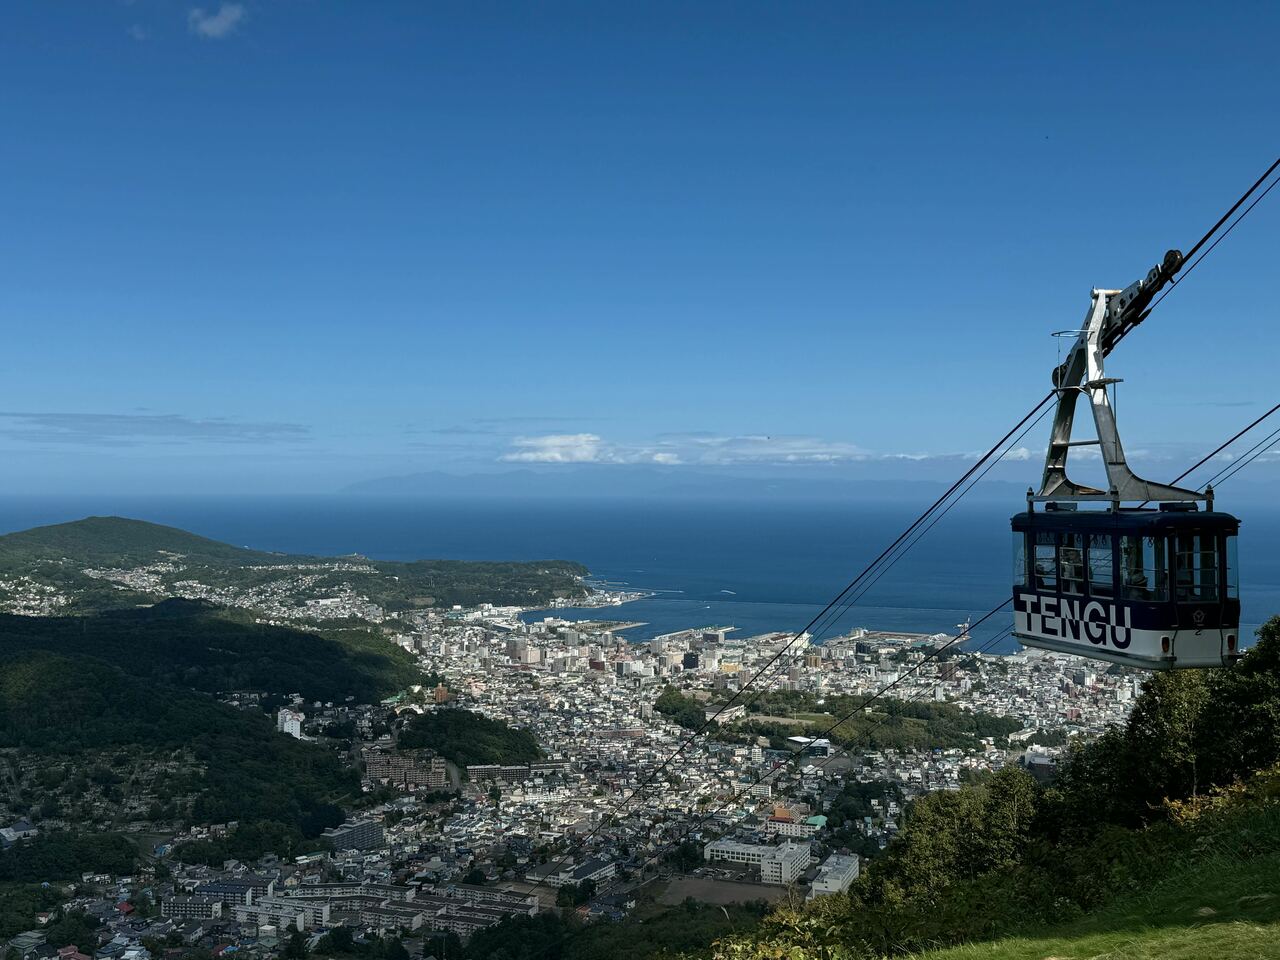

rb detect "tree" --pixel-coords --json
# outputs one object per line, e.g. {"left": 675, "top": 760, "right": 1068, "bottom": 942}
{"left": 316, "top": 926, "right": 354, "bottom": 954}
{"left": 1199, "top": 616, "right": 1280, "bottom": 786}
{"left": 462, "top": 867, "right": 487, "bottom": 886}
{"left": 665, "top": 844, "right": 706, "bottom": 875}
{"left": 654, "top": 687, "right": 712, "bottom": 732}
{"left": 869, "top": 766, "right": 1039, "bottom": 907}
{"left": 283, "top": 928, "right": 309, "bottom": 960}
{"left": 1052, "top": 669, "right": 1211, "bottom": 829}
{"left": 1124, "top": 670, "right": 1209, "bottom": 803}
{"left": 398, "top": 710, "right": 540, "bottom": 767}
{"left": 556, "top": 878, "right": 597, "bottom": 908}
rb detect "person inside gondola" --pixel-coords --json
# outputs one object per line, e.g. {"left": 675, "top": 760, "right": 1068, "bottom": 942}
{"left": 1060, "top": 540, "right": 1084, "bottom": 595}
{"left": 1173, "top": 533, "right": 1218, "bottom": 602}
{"left": 1033, "top": 537, "right": 1056, "bottom": 591}
{"left": 1122, "top": 535, "right": 1152, "bottom": 601}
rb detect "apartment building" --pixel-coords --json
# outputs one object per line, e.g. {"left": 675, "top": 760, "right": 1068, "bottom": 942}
{"left": 322, "top": 818, "right": 385, "bottom": 851}
{"left": 703, "top": 839, "right": 812, "bottom": 885}
{"left": 160, "top": 896, "right": 223, "bottom": 921}
{"left": 807, "top": 853, "right": 860, "bottom": 899}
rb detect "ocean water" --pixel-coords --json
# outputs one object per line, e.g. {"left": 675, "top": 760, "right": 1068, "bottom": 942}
{"left": 0, "top": 495, "right": 1276, "bottom": 653}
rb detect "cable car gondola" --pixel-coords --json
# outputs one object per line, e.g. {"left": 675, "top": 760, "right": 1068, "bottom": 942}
{"left": 1011, "top": 250, "right": 1242, "bottom": 669}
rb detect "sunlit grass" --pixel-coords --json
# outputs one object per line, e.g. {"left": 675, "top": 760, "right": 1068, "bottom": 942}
{"left": 911, "top": 853, "right": 1280, "bottom": 960}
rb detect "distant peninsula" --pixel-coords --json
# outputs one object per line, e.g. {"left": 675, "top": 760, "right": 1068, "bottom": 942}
{"left": 0, "top": 515, "right": 590, "bottom": 615}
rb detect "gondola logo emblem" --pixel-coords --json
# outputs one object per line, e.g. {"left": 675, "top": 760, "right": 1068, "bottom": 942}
{"left": 1193, "top": 608, "right": 1206, "bottom": 627}
{"left": 1014, "top": 593, "right": 1132, "bottom": 649}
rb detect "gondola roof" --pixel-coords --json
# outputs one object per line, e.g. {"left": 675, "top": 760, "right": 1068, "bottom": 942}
{"left": 1011, "top": 508, "right": 1239, "bottom": 535}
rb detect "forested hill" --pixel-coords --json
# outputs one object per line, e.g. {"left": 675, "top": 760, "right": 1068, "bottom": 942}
{"left": 0, "top": 515, "right": 590, "bottom": 611}
{"left": 399, "top": 709, "right": 542, "bottom": 768}
{"left": 0, "top": 602, "right": 417, "bottom": 868}
{"left": 0, "top": 599, "right": 417, "bottom": 702}
{"left": 0, "top": 647, "right": 359, "bottom": 868}
{"left": 0, "top": 515, "right": 272, "bottom": 565}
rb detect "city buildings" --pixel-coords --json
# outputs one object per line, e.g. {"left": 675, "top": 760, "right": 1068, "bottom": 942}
{"left": 159, "top": 896, "right": 223, "bottom": 921}
{"left": 322, "top": 819, "right": 385, "bottom": 851}
{"left": 808, "top": 853, "right": 860, "bottom": 899}
{"left": 364, "top": 748, "right": 450, "bottom": 791}
{"left": 0, "top": 564, "right": 1137, "bottom": 954}
{"left": 704, "top": 839, "right": 813, "bottom": 885}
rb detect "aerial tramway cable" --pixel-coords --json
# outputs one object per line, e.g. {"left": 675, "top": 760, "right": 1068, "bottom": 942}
{"left": 819, "top": 404, "right": 1056, "bottom": 625}
{"left": 1207, "top": 423, "right": 1280, "bottom": 489}
{"left": 1181, "top": 157, "right": 1280, "bottom": 263}
{"left": 523, "top": 393, "right": 1057, "bottom": 892}
{"left": 1141, "top": 401, "right": 1280, "bottom": 499}
{"left": 1140, "top": 157, "right": 1280, "bottom": 322}
{"left": 524, "top": 155, "right": 1280, "bottom": 895}
{"left": 510, "top": 625, "right": 1014, "bottom": 957}
{"left": 574, "top": 624, "right": 1018, "bottom": 910}
{"left": 536, "top": 407, "right": 1280, "bottom": 925}
{"left": 642, "top": 398, "right": 1057, "bottom": 763}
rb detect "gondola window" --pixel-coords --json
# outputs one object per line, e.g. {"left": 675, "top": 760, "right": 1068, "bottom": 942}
{"left": 1121, "top": 535, "right": 1167, "bottom": 602}
{"left": 1086, "top": 533, "right": 1114, "bottom": 598}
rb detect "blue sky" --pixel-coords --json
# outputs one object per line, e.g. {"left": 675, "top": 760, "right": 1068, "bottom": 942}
{"left": 0, "top": 1, "right": 1276, "bottom": 495}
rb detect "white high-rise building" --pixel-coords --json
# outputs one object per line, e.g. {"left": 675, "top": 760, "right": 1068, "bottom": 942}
{"left": 277, "top": 708, "right": 304, "bottom": 739}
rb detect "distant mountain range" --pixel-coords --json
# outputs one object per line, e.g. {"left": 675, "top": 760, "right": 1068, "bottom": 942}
{"left": 340, "top": 464, "right": 1280, "bottom": 506}
{"left": 340, "top": 465, "right": 1035, "bottom": 501}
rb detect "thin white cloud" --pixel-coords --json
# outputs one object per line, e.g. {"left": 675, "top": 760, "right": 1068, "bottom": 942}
{"left": 128, "top": 24, "right": 149, "bottom": 41}
{"left": 502, "top": 433, "right": 600, "bottom": 463}
{"left": 671, "top": 433, "right": 871, "bottom": 465}
{"left": 189, "top": 3, "right": 245, "bottom": 39}
{"left": 504, "top": 434, "right": 615, "bottom": 464}
{"left": 501, "top": 433, "right": 683, "bottom": 465}
{"left": 500, "top": 432, "right": 872, "bottom": 466}
{"left": 495, "top": 431, "right": 1203, "bottom": 470}
{"left": 0, "top": 411, "right": 307, "bottom": 447}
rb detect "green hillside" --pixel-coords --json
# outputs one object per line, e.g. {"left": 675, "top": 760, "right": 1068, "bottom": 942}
{"left": 0, "top": 601, "right": 418, "bottom": 865}
{"left": 0, "top": 649, "right": 358, "bottom": 865}
{"left": 912, "top": 849, "right": 1280, "bottom": 959}
{"left": 399, "top": 708, "right": 542, "bottom": 767}
{"left": 0, "top": 515, "right": 270, "bottom": 565}
{"left": 0, "top": 598, "right": 417, "bottom": 703}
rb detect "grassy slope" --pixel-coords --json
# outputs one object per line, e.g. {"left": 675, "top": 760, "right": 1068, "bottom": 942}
{"left": 911, "top": 850, "right": 1280, "bottom": 960}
